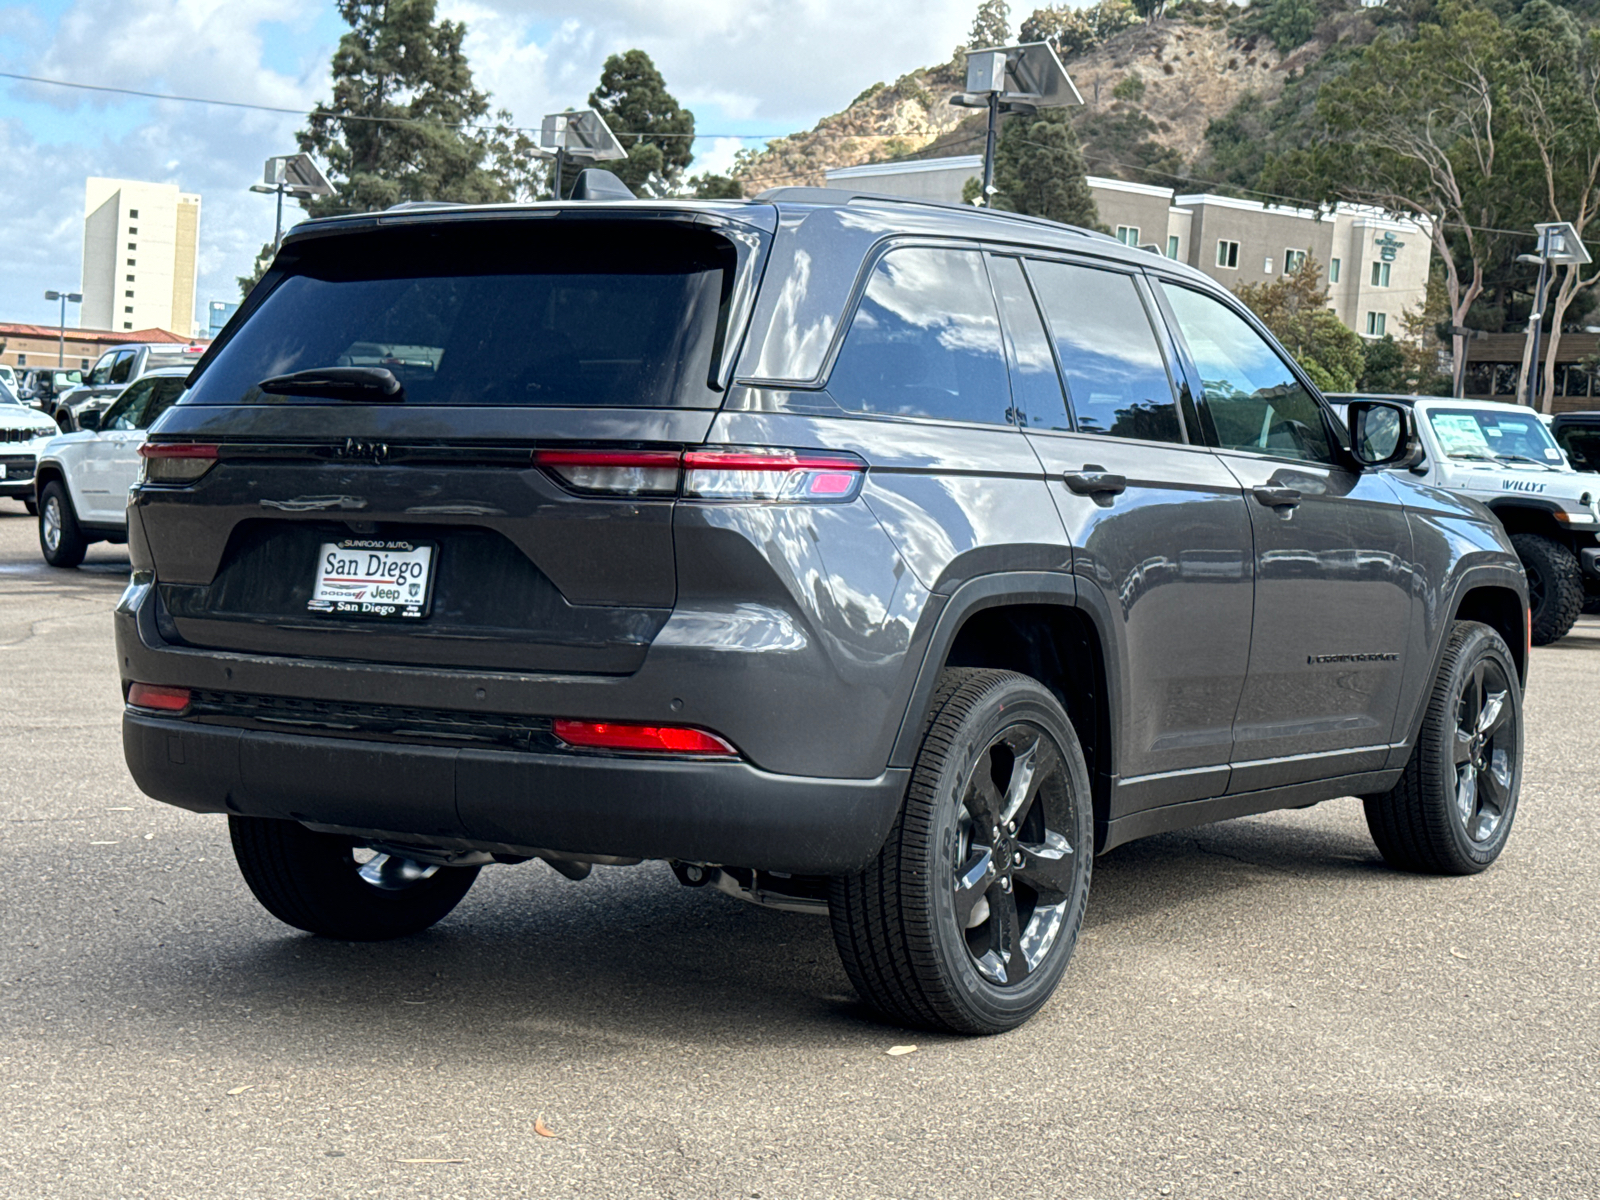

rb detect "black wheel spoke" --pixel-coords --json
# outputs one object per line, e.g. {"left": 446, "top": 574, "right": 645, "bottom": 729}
{"left": 1014, "top": 832, "right": 1076, "bottom": 900}
{"left": 1478, "top": 689, "right": 1511, "bottom": 739}
{"left": 966, "top": 773, "right": 1004, "bottom": 831}
{"left": 998, "top": 734, "right": 1040, "bottom": 827}
{"left": 1452, "top": 728, "right": 1473, "bottom": 766}
{"left": 990, "top": 887, "right": 1028, "bottom": 985}
{"left": 1455, "top": 766, "right": 1478, "bottom": 827}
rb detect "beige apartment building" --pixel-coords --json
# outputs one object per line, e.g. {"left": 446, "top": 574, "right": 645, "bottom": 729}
{"left": 824, "top": 156, "right": 1432, "bottom": 341}
{"left": 82, "top": 178, "right": 201, "bottom": 336}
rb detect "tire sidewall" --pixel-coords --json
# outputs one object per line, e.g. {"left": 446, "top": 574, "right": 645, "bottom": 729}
{"left": 920, "top": 679, "right": 1093, "bottom": 1029}
{"left": 38, "top": 481, "right": 83, "bottom": 568}
{"left": 1427, "top": 625, "right": 1523, "bottom": 868}
{"left": 1513, "top": 532, "right": 1581, "bottom": 644}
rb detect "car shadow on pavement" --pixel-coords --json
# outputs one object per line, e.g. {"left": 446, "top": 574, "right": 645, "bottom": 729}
{"left": 109, "top": 809, "right": 1391, "bottom": 1050}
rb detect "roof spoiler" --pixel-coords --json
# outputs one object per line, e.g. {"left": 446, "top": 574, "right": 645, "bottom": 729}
{"left": 571, "top": 169, "right": 636, "bottom": 201}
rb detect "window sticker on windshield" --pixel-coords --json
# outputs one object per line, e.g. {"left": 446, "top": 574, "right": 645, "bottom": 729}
{"left": 1431, "top": 413, "right": 1493, "bottom": 456}
{"left": 1547, "top": 449, "right": 1563, "bottom": 460}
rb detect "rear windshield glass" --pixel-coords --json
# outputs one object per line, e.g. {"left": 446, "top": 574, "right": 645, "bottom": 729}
{"left": 184, "top": 221, "right": 737, "bottom": 408}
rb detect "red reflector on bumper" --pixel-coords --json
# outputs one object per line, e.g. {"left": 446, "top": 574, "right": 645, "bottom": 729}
{"left": 552, "top": 719, "right": 736, "bottom": 756}
{"left": 127, "top": 683, "right": 192, "bottom": 712}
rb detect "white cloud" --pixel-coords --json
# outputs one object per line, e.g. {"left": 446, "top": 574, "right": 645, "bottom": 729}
{"left": 1, "top": 0, "right": 980, "bottom": 329}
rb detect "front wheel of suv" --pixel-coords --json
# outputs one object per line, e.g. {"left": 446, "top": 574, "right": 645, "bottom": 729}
{"left": 229, "top": 816, "right": 480, "bottom": 940}
{"left": 829, "top": 669, "right": 1093, "bottom": 1035}
{"left": 38, "top": 480, "right": 87, "bottom": 568}
{"left": 1362, "top": 620, "right": 1522, "bottom": 875}
{"left": 1512, "top": 532, "right": 1583, "bottom": 645}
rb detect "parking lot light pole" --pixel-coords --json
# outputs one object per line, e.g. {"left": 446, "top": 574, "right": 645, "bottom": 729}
{"left": 42, "top": 290, "right": 82, "bottom": 366}
{"left": 1517, "top": 222, "right": 1590, "bottom": 409}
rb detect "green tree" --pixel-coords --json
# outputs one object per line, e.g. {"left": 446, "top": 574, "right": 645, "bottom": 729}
{"left": 1233, "top": 258, "right": 1367, "bottom": 392}
{"left": 1260, "top": 0, "right": 1318, "bottom": 51}
{"left": 1020, "top": 1, "right": 1142, "bottom": 58}
{"left": 237, "top": 243, "right": 275, "bottom": 301}
{"left": 991, "top": 108, "right": 1102, "bottom": 228}
{"left": 297, "top": 0, "right": 522, "bottom": 216}
{"left": 969, "top": 0, "right": 1012, "bottom": 47}
{"left": 689, "top": 173, "right": 744, "bottom": 199}
{"left": 1264, "top": 4, "right": 1539, "bottom": 396}
{"left": 589, "top": 50, "right": 695, "bottom": 194}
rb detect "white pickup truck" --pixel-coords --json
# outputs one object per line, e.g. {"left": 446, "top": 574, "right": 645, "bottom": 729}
{"left": 1331, "top": 393, "right": 1600, "bottom": 643}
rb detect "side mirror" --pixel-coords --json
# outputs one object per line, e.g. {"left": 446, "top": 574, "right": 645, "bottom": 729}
{"left": 77, "top": 410, "right": 100, "bottom": 432}
{"left": 1347, "top": 400, "right": 1422, "bottom": 470}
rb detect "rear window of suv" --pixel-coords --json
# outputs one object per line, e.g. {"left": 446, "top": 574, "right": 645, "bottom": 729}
{"left": 183, "top": 221, "right": 738, "bottom": 409}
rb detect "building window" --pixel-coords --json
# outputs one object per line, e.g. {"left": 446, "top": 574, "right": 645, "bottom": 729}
{"left": 1167, "top": 235, "right": 1180, "bottom": 259}
{"left": 127, "top": 258, "right": 135, "bottom": 266}
{"left": 126, "top": 274, "right": 135, "bottom": 282}
{"left": 123, "top": 322, "right": 133, "bottom": 330}
{"left": 1284, "top": 249, "right": 1306, "bottom": 274}
{"left": 1116, "top": 225, "right": 1141, "bottom": 247}
{"left": 80, "top": 359, "right": 89, "bottom": 370}
{"left": 16, "top": 354, "right": 24, "bottom": 366}
{"left": 125, "top": 290, "right": 134, "bottom": 298}
{"left": 1330, "top": 258, "right": 1341, "bottom": 283}
{"left": 1370, "top": 261, "right": 1391, "bottom": 287}
{"left": 129, "top": 209, "right": 138, "bottom": 218}
{"left": 1263, "top": 257, "right": 1274, "bottom": 273}
{"left": 127, "top": 242, "right": 137, "bottom": 251}
{"left": 1365, "top": 312, "right": 1387, "bottom": 336}
{"left": 1216, "top": 240, "right": 1240, "bottom": 269}
{"left": 124, "top": 306, "right": 134, "bottom": 314}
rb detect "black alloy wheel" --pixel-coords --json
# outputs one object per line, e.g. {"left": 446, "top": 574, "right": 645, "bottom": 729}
{"left": 830, "top": 669, "right": 1093, "bottom": 1035}
{"left": 1364, "top": 621, "right": 1522, "bottom": 874}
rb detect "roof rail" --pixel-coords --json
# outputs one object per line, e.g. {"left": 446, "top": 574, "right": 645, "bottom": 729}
{"left": 384, "top": 200, "right": 467, "bottom": 213}
{"left": 753, "top": 186, "right": 1116, "bottom": 242}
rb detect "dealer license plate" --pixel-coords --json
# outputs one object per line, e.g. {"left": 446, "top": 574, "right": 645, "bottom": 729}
{"left": 308, "top": 539, "right": 435, "bottom": 619}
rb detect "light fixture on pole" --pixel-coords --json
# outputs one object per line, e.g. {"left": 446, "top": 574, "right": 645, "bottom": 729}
{"left": 42, "top": 289, "right": 82, "bottom": 366}
{"left": 539, "top": 110, "right": 627, "bottom": 199}
{"left": 1517, "top": 221, "right": 1591, "bottom": 408}
{"left": 249, "top": 154, "right": 335, "bottom": 251}
{"left": 950, "top": 42, "right": 1082, "bottom": 208}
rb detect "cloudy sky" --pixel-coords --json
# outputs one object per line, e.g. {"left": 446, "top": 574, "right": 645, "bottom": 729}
{"left": 0, "top": 0, "right": 980, "bottom": 335}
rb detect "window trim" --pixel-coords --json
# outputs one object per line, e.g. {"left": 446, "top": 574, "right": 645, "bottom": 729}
{"left": 1216, "top": 240, "right": 1240, "bottom": 269}
{"left": 1144, "top": 271, "right": 1347, "bottom": 465}
{"left": 1167, "top": 235, "right": 1180, "bottom": 259}
{"left": 1284, "top": 248, "right": 1307, "bottom": 275}
{"left": 1116, "top": 225, "right": 1141, "bottom": 247}
{"left": 1329, "top": 258, "right": 1341, "bottom": 283}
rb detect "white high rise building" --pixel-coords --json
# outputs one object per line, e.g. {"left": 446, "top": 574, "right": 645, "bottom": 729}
{"left": 81, "top": 178, "right": 201, "bottom": 335}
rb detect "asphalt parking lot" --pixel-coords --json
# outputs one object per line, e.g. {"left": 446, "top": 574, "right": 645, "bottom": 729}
{"left": 1, "top": 499, "right": 1597, "bottom": 1200}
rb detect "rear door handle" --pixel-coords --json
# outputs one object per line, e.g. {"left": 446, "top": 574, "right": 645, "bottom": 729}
{"left": 1252, "top": 486, "right": 1302, "bottom": 509}
{"left": 1063, "top": 469, "right": 1127, "bottom": 497}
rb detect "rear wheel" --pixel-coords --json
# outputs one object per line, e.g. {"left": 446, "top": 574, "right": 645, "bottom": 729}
{"left": 229, "top": 816, "right": 480, "bottom": 940}
{"left": 1512, "top": 532, "right": 1582, "bottom": 644}
{"left": 38, "top": 481, "right": 87, "bottom": 568}
{"left": 1363, "top": 621, "right": 1522, "bottom": 874}
{"left": 829, "top": 669, "right": 1093, "bottom": 1035}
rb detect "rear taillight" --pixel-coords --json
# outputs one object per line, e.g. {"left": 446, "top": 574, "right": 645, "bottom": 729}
{"left": 127, "top": 683, "right": 192, "bottom": 712}
{"left": 682, "top": 448, "right": 867, "bottom": 501}
{"left": 532, "top": 448, "right": 681, "bottom": 497}
{"left": 138, "top": 442, "right": 218, "bottom": 484}
{"left": 532, "top": 445, "right": 867, "bottom": 502}
{"left": 552, "top": 719, "right": 737, "bottom": 756}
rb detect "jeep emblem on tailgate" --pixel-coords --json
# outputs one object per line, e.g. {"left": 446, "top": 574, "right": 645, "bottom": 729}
{"left": 340, "top": 438, "right": 389, "bottom": 465}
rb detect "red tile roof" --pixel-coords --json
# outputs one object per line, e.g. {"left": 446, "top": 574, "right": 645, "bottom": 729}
{"left": 0, "top": 323, "right": 206, "bottom": 345}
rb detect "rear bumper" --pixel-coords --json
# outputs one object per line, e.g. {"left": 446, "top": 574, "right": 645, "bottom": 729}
{"left": 124, "top": 712, "right": 908, "bottom": 874}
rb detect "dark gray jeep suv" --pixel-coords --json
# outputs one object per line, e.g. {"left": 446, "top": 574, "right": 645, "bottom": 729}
{"left": 117, "top": 184, "right": 1529, "bottom": 1034}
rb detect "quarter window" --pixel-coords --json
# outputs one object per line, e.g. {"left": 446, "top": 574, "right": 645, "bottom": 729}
{"left": 1160, "top": 283, "right": 1336, "bottom": 465}
{"left": 827, "top": 246, "right": 1012, "bottom": 426}
{"left": 1216, "top": 240, "right": 1240, "bottom": 269}
{"left": 1028, "top": 260, "right": 1183, "bottom": 443}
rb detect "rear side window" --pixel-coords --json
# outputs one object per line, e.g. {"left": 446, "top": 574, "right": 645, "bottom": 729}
{"left": 1160, "top": 284, "right": 1336, "bottom": 465}
{"left": 1026, "top": 260, "right": 1182, "bottom": 443}
{"left": 826, "top": 246, "right": 1012, "bottom": 426}
{"left": 1555, "top": 423, "right": 1600, "bottom": 471}
{"left": 183, "top": 222, "right": 738, "bottom": 408}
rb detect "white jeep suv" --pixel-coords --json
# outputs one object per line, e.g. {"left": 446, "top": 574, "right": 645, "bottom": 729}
{"left": 35, "top": 368, "right": 188, "bottom": 567}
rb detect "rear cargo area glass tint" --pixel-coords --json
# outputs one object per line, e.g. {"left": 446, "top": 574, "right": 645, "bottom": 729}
{"left": 184, "top": 223, "right": 736, "bottom": 409}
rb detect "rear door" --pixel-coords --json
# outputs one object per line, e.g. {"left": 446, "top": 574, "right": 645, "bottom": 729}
{"left": 134, "top": 213, "right": 765, "bottom": 675}
{"left": 79, "top": 379, "right": 156, "bottom": 523}
{"left": 1154, "top": 280, "right": 1413, "bottom": 792}
{"left": 1006, "top": 254, "right": 1255, "bottom": 811}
